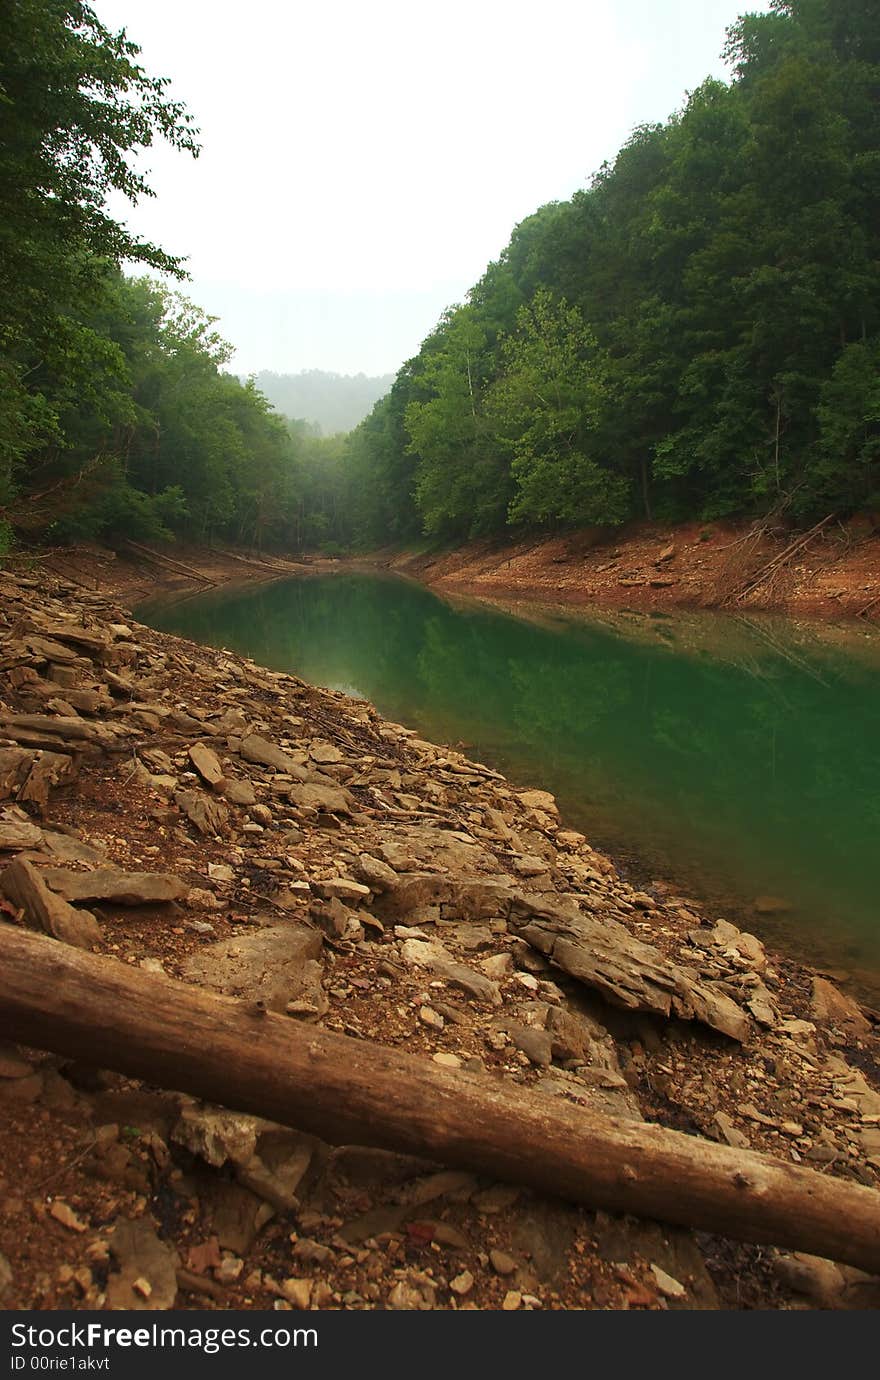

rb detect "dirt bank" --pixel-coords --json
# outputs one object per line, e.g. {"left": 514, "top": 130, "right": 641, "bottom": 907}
{"left": 377, "top": 518, "right": 880, "bottom": 623}
{"left": 0, "top": 563, "right": 878, "bottom": 1312}
{"left": 25, "top": 541, "right": 339, "bottom": 607}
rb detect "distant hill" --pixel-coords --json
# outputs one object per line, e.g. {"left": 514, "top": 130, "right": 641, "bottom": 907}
{"left": 249, "top": 369, "right": 394, "bottom": 435}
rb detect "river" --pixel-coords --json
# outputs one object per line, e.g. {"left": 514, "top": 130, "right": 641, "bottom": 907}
{"left": 137, "top": 571, "right": 880, "bottom": 1002}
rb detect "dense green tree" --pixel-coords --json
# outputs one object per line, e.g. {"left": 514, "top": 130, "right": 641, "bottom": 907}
{"left": 0, "top": 1, "right": 199, "bottom": 505}
{"left": 486, "top": 290, "right": 627, "bottom": 526}
{"left": 405, "top": 306, "right": 510, "bottom": 537}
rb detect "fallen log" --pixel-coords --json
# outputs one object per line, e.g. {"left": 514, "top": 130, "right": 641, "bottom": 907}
{"left": 0, "top": 926, "right": 879, "bottom": 1273}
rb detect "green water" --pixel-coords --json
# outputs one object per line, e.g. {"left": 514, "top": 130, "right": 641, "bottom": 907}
{"left": 138, "top": 573, "right": 880, "bottom": 1000}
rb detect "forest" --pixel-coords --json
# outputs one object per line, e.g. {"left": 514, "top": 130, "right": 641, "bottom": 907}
{"left": 1, "top": 0, "right": 878, "bottom": 556}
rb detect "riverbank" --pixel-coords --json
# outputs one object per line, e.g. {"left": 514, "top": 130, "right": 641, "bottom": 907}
{"left": 0, "top": 563, "right": 879, "bottom": 1311}
{"left": 25, "top": 541, "right": 337, "bottom": 607}
{"left": 376, "top": 518, "right": 880, "bottom": 623}
{"left": 23, "top": 511, "right": 880, "bottom": 628}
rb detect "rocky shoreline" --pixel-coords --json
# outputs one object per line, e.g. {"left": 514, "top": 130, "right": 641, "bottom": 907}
{"left": 375, "top": 518, "right": 880, "bottom": 624}
{"left": 0, "top": 562, "right": 878, "bottom": 1311}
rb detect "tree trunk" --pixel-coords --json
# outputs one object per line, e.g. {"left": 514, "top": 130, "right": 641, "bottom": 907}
{"left": 1, "top": 926, "right": 878, "bottom": 1273}
{"left": 640, "top": 454, "right": 652, "bottom": 520}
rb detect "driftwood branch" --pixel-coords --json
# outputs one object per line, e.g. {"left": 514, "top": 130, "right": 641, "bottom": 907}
{"left": 722, "top": 515, "right": 834, "bottom": 605}
{"left": 120, "top": 540, "right": 216, "bottom": 586}
{"left": 0, "top": 926, "right": 878, "bottom": 1273}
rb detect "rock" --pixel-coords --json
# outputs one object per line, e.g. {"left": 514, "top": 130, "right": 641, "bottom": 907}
{"left": 544, "top": 1006, "right": 600, "bottom": 1063}
{"left": 0, "top": 1251, "right": 12, "bottom": 1301}
{"left": 288, "top": 783, "right": 353, "bottom": 816}
{"left": 240, "top": 734, "right": 300, "bottom": 774}
{"left": 433, "top": 1052, "right": 462, "bottom": 1068}
{"left": 747, "top": 991, "right": 777, "bottom": 1027}
{"left": 419, "top": 1006, "right": 444, "bottom": 1031}
{"left": 0, "top": 821, "right": 43, "bottom": 851}
{"left": 0, "top": 746, "right": 78, "bottom": 809}
{"left": 711, "top": 1111, "right": 750, "bottom": 1149}
{"left": 355, "top": 853, "right": 399, "bottom": 891}
{"left": 309, "top": 741, "right": 342, "bottom": 765}
{"left": 556, "top": 830, "right": 585, "bottom": 849}
{"left": 39, "top": 622, "right": 110, "bottom": 655}
{"left": 388, "top": 1278, "right": 435, "bottom": 1310}
{"left": 0, "top": 858, "right": 102, "bottom": 948}
{"left": 514, "top": 855, "right": 550, "bottom": 877}
{"left": 40, "top": 867, "right": 187, "bottom": 906}
{"left": 106, "top": 1218, "right": 179, "bottom": 1311}
{"left": 310, "top": 896, "right": 351, "bottom": 940}
{"left": 199, "top": 1179, "right": 274, "bottom": 1255}
{"left": 281, "top": 1277, "right": 312, "bottom": 1308}
{"left": 657, "top": 543, "right": 676, "bottom": 563}
{"left": 754, "top": 895, "right": 792, "bottom": 914}
{"left": 49, "top": 1199, "right": 88, "bottom": 1232}
{"left": 237, "top": 1128, "right": 318, "bottom": 1212}
{"left": 490, "top": 1249, "right": 518, "bottom": 1276}
{"left": 630, "top": 892, "right": 657, "bottom": 910}
{"left": 172, "top": 1106, "right": 264, "bottom": 1168}
{"left": 186, "top": 1237, "right": 223, "bottom": 1274}
{"left": 312, "top": 877, "right": 371, "bottom": 904}
{"left": 650, "top": 1264, "right": 686, "bottom": 1298}
{"left": 182, "top": 924, "right": 325, "bottom": 1016}
{"left": 772, "top": 1252, "right": 847, "bottom": 1305}
{"left": 186, "top": 889, "right": 221, "bottom": 911}
{"left": 481, "top": 952, "right": 513, "bottom": 979}
{"left": 449, "top": 1270, "right": 474, "bottom": 1296}
{"left": 0, "top": 711, "right": 119, "bottom": 749}
{"left": 222, "top": 779, "right": 257, "bottom": 807}
{"left": 429, "top": 957, "right": 502, "bottom": 1007}
{"left": 509, "top": 892, "right": 750, "bottom": 1041}
{"left": 41, "top": 831, "right": 107, "bottom": 866}
{"left": 509, "top": 1024, "right": 553, "bottom": 1067}
{"left": 502, "top": 1290, "right": 522, "bottom": 1310}
{"left": 810, "top": 978, "right": 871, "bottom": 1038}
{"left": 188, "top": 743, "right": 224, "bottom": 787}
{"left": 516, "top": 790, "right": 559, "bottom": 817}
{"left": 707, "top": 919, "right": 766, "bottom": 968}
{"left": 207, "top": 862, "right": 235, "bottom": 884}
{"left": 175, "top": 789, "right": 230, "bottom": 836}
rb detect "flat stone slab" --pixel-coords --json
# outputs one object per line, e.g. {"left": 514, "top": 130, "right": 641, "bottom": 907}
{"left": 182, "top": 924, "right": 325, "bottom": 1016}
{"left": 0, "top": 822, "right": 44, "bottom": 851}
{"left": 40, "top": 867, "right": 187, "bottom": 906}
{"left": 240, "top": 734, "right": 303, "bottom": 775}
{"left": 288, "top": 782, "right": 353, "bottom": 815}
{"left": 188, "top": 743, "right": 224, "bottom": 787}
{"left": 509, "top": 892, "right": 751, "bottom": 1042}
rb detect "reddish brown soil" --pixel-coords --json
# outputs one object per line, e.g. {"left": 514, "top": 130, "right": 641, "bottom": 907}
{"left": 378, "top": 518, "right": 880, "bottom": 624}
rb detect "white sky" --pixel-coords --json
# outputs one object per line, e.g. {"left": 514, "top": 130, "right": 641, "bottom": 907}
{"left": 97, "top": 0, "right": 768, "bottom": 376}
